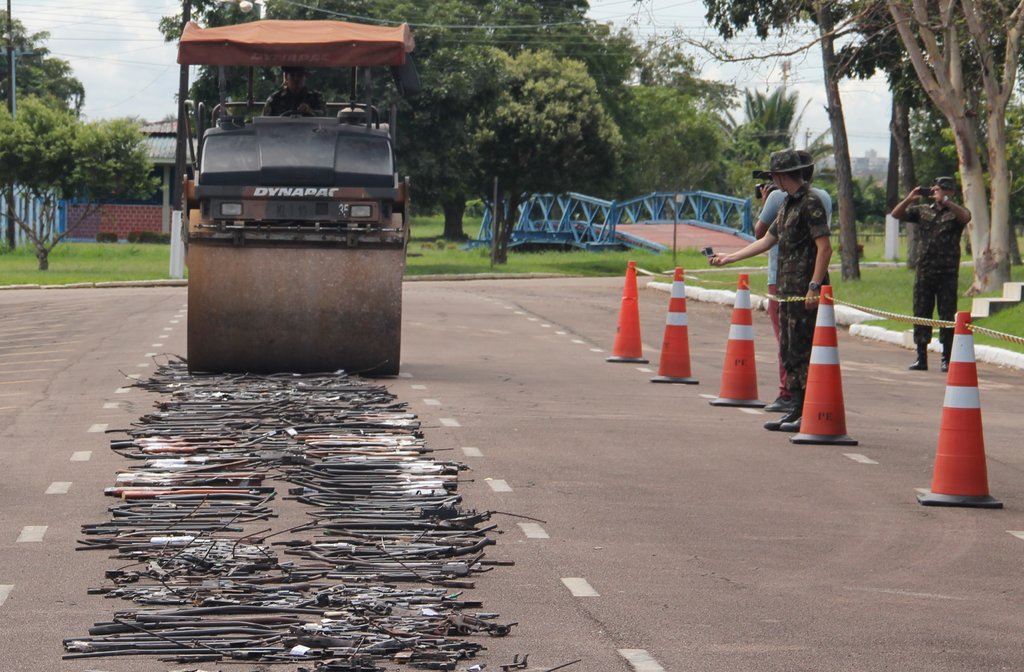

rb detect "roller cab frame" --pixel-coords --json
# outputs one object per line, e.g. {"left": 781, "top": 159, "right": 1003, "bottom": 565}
{"left": 176, "top": 19, "right": 420, "bottom": 376}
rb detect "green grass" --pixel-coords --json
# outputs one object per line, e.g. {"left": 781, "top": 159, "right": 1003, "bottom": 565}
{"left": 0, "top": 242, "right": 184, "bottom": 285}
{"left": 2, "top": 216, "right": 1022, "bottom": 354}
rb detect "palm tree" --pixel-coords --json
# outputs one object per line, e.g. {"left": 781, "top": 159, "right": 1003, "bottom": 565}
{"left": 726, "top": 86, "right": 831, "bottom": 158}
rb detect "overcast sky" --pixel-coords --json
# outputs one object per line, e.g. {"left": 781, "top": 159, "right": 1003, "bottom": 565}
{"left": 19, "top": 0, "right": 891, "bottom": 156}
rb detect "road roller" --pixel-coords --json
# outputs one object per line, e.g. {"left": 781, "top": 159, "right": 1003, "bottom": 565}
{"left": 176, "top": 19, "right": 418, "bottom": 375}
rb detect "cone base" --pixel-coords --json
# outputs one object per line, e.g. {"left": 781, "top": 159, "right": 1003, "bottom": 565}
{"left": 606, "top": 356, "right": 649, "bottom": 363}
{"left": 651, "top": 375, "right": 699, "bottom": 384}
{"left": 917, "top": 491, "right": 1003, "bottom": 509}
{"left": 710, "top": 397, "right": 765, "bottom": 408}
{"left": 790, "top": 432, "right": 858, "bottom": 446}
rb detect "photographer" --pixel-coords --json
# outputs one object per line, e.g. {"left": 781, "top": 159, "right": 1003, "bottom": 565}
{"left": 891, "top": 177, "right": 971, "bottom": 372}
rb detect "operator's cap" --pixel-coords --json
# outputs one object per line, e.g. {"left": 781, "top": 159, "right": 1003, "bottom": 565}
{"left": 934, "top": 176, "right": 956, "bottom": 190}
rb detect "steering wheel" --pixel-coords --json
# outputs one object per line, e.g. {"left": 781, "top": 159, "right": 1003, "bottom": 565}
{"left": 280, "top": 108, "right": 315, "bottom": 118}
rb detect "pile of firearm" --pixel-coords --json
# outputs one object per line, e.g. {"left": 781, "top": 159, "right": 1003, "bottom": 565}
{"left": 64, "top": 359, "right": 516, "bottom": 671}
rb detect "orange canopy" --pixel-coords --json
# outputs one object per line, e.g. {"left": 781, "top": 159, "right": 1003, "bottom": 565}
{"left": 177, "top": 19, "right": 414, "bottom": 68}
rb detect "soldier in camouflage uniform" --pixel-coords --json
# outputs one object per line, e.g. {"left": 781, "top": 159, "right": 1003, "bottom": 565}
{"left": 263, "top": 67, "right": 325, "bottom": 117}
{"left": 710, "top": 149, "right": 832, "bottom": 432}
{"left": 891, "top": 177, "right": 971, "bottom": 372}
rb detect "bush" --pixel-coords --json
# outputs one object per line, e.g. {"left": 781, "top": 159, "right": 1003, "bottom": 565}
{"left": 126, "top": 230, "right": 171, "bottom": 244}
{"left": 96, "top": 231, "right": 118, "bottom": 243}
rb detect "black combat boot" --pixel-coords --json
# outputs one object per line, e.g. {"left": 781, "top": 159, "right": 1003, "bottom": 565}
{"left": 941, "top": 342, "right": 951, "bottom": 372}
{"left": 765, "top": 396, "right": 802, "bottom": 431}
{"left": 908, "top": 344, "right": 928, "bottom": 371}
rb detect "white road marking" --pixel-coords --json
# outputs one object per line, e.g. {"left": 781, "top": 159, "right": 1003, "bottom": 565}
{"left": 398, "top": 372, "right": 413, "bottom": 378}
{"left": 486, "top": 479, "right": 512, "bottom": 492}
{"left": 163, "top": 327, "right": 173, "bottom": 331}
{"left": 699, "top": 393, "right": 717, "bottom": 399}
{"left": 636, "top": 367, "right": 653, "bottom": 373}
{"left": 411, "top": 384, "right": 427, "bottom": 390}
{"left": 555, "top": 331, "right": 567, "bottom": 335}
{"left": 103, "top": 402, "right": 119, "bottom": 409}
{"left": 527, "top": 317, "right": 538, "bottom": 322}
{"left": 590, "top": 348, "right": 604, "bottom": 352}
{"left": 439, "top": 418, "right": 461, "bottom": 427}
{"left": 461, "top": 446, "right": 483, "bottom": 458}
{"left": 17, "top": 526, "right": 47, "bottom": 543}
{"left": 71, "top": 451, "right": 92, "bottom": 462}
{"left": 423, "top": 399, "right": 441, "bottom": 406}
{"left": 0, "top": 585, "right": 11, "bottom": 607}
{"left": 151, "top": 343, "right": 163, "bottom": 347}
{"left": 87, "top": 423, "right": 108, "bottom": 433}
{"left": 561, "top": 577, "right": 599, "bottom": 597}
{"left": 46, "top": 482, "right": 72, "bottom": 495}
{"left": 126, "top": 374, "right": 141, "bottom": 380}
{"left": 0, "top": 379, "right": 45, "bottom": 385}
{"left": 740, "top": 408, "right": 762, "bottom": 415}
{"left": 1007, "top": 531, "right": 1024, "bottom": 541}
{"left": 844, "top": 453, "right": 878, "bottom": 465}
{"left": 158, "top": 335, "right": 169, "bottom": 339}
{"left": 619, "top": 649, "right": 666, "bottom": 672}
{"left": 541, "top": 324, "right": 551, "bottom": 328}
{"left": 170, "top": 320, "right": 180, "bottom": 324}
{"left": 115, "top": 387, "right": 131, "bottom": 394}
{"left": 144, "top": 352, "right": 157, "bottom": 357}
{"left": 518, "top": 522, "right": 549, "bottom": 539}
{"left": 572, "top": 339, "right": 585, "bottom": 344}
{"left": 513, "top": 311, "right": 524, "bottom": 315}
{"left": 137, "top": 363, "right": 149, "bottom": 368}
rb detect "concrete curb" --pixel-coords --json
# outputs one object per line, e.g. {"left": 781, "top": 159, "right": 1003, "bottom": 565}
{"left": 0, "top": 274, "right": 567, "bottom": 291}
{"left": 646, "top": 279, "right": 1024, "bottom": 371}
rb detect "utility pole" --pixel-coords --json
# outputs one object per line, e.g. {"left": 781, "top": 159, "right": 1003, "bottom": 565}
{"left": 172, "top": 0, "right": 192, "bottom": 210}
{"left": 6, "top": 0, "right": 16, "bottom": 250}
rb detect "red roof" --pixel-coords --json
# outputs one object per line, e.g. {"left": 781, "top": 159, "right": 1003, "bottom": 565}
{"left": 177, "top": 19, "right": 414, "bottom": 68}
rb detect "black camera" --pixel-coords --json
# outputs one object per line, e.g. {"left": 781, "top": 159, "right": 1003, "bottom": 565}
{"left": 919, "top": 186, "right": 933, "bottom": 197}
{"left": 756, "top": 183, "right": 767, "bottom": 199}
{"left": 701, "top": 246, "right": 714, "bottom": 257}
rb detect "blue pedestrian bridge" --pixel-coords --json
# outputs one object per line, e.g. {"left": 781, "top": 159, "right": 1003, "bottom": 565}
{"left": 473, "top": 191, "right": 755, "bottom": 253}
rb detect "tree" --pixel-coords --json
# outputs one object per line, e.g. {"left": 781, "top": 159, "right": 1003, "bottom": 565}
{"left": 619, "top": 85, "right": 728, "bottom": 196}
{"left": 0, "top": 11, "right": 85, "bottom": 114}
{"left": 886, "top": 0, "right": 1024, "bottom": 293}
{"left": 470, "top": 49, "right": 623, "bottom": 263}
{"left": 0, "top": 98, "right": 157, "bottom": 270}
{"left": 702, "top": 0, "right": 862, "bottom": 279}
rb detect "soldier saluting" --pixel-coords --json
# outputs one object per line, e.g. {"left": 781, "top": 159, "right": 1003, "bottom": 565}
{"left": 891, "top": 177, "right": 972, "bottom": 372}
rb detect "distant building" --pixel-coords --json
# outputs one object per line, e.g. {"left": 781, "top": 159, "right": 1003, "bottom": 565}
{"left": 69, "top": 120, "right": 178, "bottom": 241}
{"left": 815, "top": 150, "right": 889, "bottom": 181}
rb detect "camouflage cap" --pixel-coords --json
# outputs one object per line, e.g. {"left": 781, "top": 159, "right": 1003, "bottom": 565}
{"left": 764, "top": 148, "right": 815, "bottom": 175}
{"left": 934, "top": 176, "right": 956, "bottom": 190}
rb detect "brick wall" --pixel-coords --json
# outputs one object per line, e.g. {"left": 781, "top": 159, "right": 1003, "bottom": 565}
{"left": 68, "top": 204, "right": 163, "bottom": 241}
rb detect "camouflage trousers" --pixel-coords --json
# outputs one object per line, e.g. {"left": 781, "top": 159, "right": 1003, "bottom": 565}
{"left": 913, "top": 271, "right": 958, "bottom": 349}
{"left": 779, "top": 301, "right": 818, "bottom": 400}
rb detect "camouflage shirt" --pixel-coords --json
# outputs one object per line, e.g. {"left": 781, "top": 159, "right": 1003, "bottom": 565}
{"left": 768, "top": 184, "right": 831, "bottom": 295}
{"left": 902, "top": 203, "right": 966, "bottom": 274}
{"left": 263, "top": 87, "right": 326, "bottom": 117}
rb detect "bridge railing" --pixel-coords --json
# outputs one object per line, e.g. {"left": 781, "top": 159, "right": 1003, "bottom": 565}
{"left": 475, "top": 190, "right": 753, "bottom": 251}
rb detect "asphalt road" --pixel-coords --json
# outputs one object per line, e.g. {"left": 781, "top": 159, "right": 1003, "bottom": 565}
{"left": 1, "top": 278, "right": 1023, "bottom": 672}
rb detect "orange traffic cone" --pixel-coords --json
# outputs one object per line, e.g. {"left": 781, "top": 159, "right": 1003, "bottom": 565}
{"left": 918, "top": 312, "right": 1002, "bottom": 508}
{"left": 606, "top": 260, "right": 649, "bottom": 364}
{"left": 791, "top": 286, "right": 857, "bottom": 445}
{"left": 710, "top": 274, "right": 764, "bottom": 407}
{"left": 651, "top": 267, "right": 698, "bottom": 384}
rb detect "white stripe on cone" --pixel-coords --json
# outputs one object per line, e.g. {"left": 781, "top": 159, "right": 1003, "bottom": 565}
{"left": 671, "top": 283, "right": 686, "bottom": 298}
{"left": 735, "top": 290, "right": 751, "bottom": 309}
{"left": 666, "top": 313, "right": 688, "bottom": 326}
{"left": 729, "top": 324, "right": 754, "bottom": 341}
{"left": 950, "top": 333, "right": 975, "bottom": 363}
{"left": 816, "top": 304, "right": 836, "bottom": 327}
{"left": 809, "top": 346, "right": 839, "bottom": 365}
{"left": 944, "top": 385, "right": 981, "bottom": 409}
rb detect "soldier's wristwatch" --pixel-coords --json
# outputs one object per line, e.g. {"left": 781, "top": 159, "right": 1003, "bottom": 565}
{"left": 808, "top": 281, "right": 821, "bottom": 291}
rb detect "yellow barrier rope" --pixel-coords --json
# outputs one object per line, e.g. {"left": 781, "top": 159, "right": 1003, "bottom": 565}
{"left": 760, "top": 290, "right": 1024, "bottom": 345}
